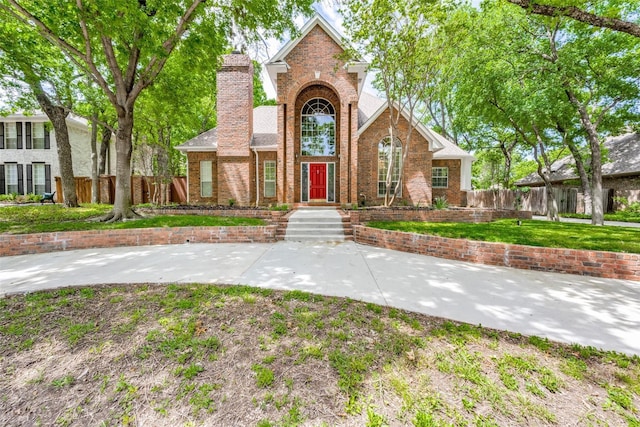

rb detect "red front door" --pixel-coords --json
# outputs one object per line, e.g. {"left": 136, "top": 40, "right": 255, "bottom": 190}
{"left": 309, "top": 163, "right": 327, "bottom": 200}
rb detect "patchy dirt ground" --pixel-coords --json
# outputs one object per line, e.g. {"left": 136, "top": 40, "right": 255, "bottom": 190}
{"left": 1, "top": 283, "right": 639, "bottom": 426}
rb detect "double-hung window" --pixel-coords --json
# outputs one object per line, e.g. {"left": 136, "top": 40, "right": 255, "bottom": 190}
{"left": 4, "top": 123, "right": 19, "bottom": 149}
{"left": 378, "top": 137, "right": 402, "bottom": 197}
{"left": 432, "top": 167, "right": 449, "bottom": 188}
{"left": 264, "top": 160, "right": 276, "bottom": 198}
{"left": 200, "top": 161, "right": 213, "bottom": 197}
{"left": 32, "top": 123, "right": 46, "bottom": 149}
{"left": 32, "top": 163, "right": 46, "bottom": 195}
{"left": 5, "top": 163, "right": 19, "bottom": 194}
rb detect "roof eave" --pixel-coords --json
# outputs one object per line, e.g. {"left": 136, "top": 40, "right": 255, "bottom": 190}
{"left": 176, "top": 146, "right": 218, "bottom": 153}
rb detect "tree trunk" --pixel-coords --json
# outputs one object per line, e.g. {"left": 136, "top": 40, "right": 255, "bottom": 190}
{"left": 565, "top": 138, "right": 592, "bottom": 215}
{"left": 565, "top": 90, "right": 604, "bottom": 225}
{"left": 532, "top": 134, "right": 559, "bottom": 221}
{"left": 90, "top": 115, "right": 99, "bottom": 203}
{"left": 98, "top": 126, "right": 111, "bottom": 176}
{"left": 103, "top": 110, "right": 136, "bottom": 221}
{"left": 34, "top": 91, "right": 78, "bottom": 207}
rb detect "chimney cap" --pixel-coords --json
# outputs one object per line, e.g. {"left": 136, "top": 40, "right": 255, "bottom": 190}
{"left": 231, "top": 49, "right": 242, "bottom": 54}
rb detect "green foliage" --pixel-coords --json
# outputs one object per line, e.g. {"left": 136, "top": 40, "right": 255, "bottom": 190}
{"left": 0, "top": 204, "right": 265, "bottom": 234}
{"left": 432, "top": 197, "right": 448, "bottom": 210}
{"left": 252, "top": 364, "right": 275, "bottom": 388}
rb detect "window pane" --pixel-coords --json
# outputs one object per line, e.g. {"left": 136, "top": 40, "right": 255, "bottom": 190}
{"left": 33, "top": 164, "right": 46, "bottom": 194}
{"left": 328, "top": 163, "right": 335, "bottom": 202}
{"left": 432, "top": 167, "right": 448, "bottom": 188}
{"left": 378, "top": 137, "right": 402, "bottom": 197}
{"left": 33, "top": 123, "right": 45, "bottom": 149}
{"left": 301, "top": 163, "right": 308, "bottom": 202}
{"left": 300, "top": 98, "right": 336, "bottom": 156}
{"left": 264, "top": 161, "right": 276, "bottom": 198}
{"left": 5, "top": 164, "right": 18, "bottom": 193}
{"left": 200, "top": 161, "right": 212, "bottom": 197}
{"left": 5, "top": 123, "right": 18, "bottom": 149}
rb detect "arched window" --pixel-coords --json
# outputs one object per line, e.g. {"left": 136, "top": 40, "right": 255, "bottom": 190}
{"left": 378, "top": 137, "right": 402, "bottom": 197}
{"left": 300, "top": 98, "right": 336, "bottom": 156}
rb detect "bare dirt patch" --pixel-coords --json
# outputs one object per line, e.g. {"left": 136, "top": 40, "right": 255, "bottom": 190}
{"left": 1, "top": 284, "right": 639, "bottom": 426}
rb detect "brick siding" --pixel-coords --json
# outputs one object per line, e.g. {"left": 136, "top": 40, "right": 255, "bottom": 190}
{"left": 432, "top": 159, "right": 465, "bottom": 206}
{"left": 348, "top": 208, "right": 532, "bottom": 225}
{"left": 357, "top": 107, "right": 433, "bottom": 206}
{"left": 353, "top": 225, "right": 640, "bottom": 281}
{"left": 0, "top": 226, "right": 278, "bottom": 257}
{"left": 186, "top": 152, "right": 218, "bottom": 204}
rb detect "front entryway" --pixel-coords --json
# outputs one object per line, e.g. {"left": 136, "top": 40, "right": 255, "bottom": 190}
{"left": 301, "top": 162, "right": 335, "bottom": 203}
{"left": 309, "top": 163, "right": 327, "bottom": 200}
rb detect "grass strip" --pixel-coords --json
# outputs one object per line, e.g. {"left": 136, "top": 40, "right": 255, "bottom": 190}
{"left": 367, "top": 219, "right": 640, "bottom": 253}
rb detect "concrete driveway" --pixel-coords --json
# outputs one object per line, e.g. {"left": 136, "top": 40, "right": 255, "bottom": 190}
{"left": 1, "top": 241, "right": 639, "bottom": 355}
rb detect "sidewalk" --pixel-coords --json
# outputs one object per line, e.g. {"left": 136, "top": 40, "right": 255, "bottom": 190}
{"left": 533, "top": 215, "right": 640, "bottom": 228}
{"left": 1, "top": 241, "right": 639, "bottom": 355}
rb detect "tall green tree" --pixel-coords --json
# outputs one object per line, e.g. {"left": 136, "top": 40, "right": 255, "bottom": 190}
{"left": 1, "top": 0, "right": 313, "bottom": 220}
{"left": 0, "top": 17, "right": 79, "bottom": 206}
{"left": 342, "top": 0, "right": 447, "bottom": 206}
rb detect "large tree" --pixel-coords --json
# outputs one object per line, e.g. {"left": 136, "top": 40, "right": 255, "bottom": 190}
{"left": 342, "top": 0, "right": 446, "bottom": 206}
{"left": 1, "top": 0, "right": 313, "bottom": 220}
{"left": 0, "top": 16, "right": 79, "bottom": 206}
{"left": 505, "top": 0, "right": 640, "bottom": 38}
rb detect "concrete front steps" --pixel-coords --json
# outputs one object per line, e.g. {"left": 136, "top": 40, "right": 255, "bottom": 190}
{"left": 283, "top": 207, "right": 352, "bottom": 242}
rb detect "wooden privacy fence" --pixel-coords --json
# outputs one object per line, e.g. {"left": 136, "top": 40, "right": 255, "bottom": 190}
{"left": 55, "top": 176, "right": 187, "bottom": 205}
{"left": 466, "top": 187, "right": 614, "bottom": 215}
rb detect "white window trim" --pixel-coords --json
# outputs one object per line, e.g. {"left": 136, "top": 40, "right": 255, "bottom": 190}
{"left": 5, "top": 163, "right": 18, "bottom": 193}
{"left": 264, "top": 160, "right": 276, "bottom": 198}
{"left": 432, "top": 167, "right": 449, "bottom": 188}
{"left": 200, "top": 160, "right": 213, "bottom": 198}
{"left": 377, "top": 137, "right": 402, "bottom": 197}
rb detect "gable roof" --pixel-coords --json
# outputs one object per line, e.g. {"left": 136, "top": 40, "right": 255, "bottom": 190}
{"left": 357, "top": 95, "right": 448, "bottom": 153}
{"left": 516, "top": 133, "right": 640, "bottom": 186}
{"left": 176, "top": 106, "right": 279, "bottom": 153}
{"left": 266, "top": 14, "right": 368, "bottom": 95}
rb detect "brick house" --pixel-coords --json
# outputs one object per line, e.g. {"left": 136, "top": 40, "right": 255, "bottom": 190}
{"left": 177, "top": 14, "right": 474, "bottom": 206}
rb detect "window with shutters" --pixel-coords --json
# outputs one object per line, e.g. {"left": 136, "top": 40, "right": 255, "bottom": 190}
{"left": 32, "top": 123, "right": 46, "bottom": 149}
{"left": 5, "top": 163, "right": 19, "bottom": 194}
{"left": 32, "top": 163, "right": 46, "bottom": 194}
{"left": 264, "top": 160, "right": 276, "bottom": 198}
{"left": 5, "top": 123, "right": 18, "bottom": 149}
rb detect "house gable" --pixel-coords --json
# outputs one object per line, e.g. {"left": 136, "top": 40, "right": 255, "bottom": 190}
{"left": 266, "top": 14, "right": 367, "bottom": 98}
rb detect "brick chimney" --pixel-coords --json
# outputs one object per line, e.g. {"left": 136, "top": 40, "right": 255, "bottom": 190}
{"left": 217, "top": 52, "right": 254, "bottom": 156}
{"left": 216, "top": 52, "right": 254, "bottom": 205}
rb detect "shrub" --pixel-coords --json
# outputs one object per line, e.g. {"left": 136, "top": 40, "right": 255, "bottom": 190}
{"left": 433, "top": 196, "right": 449, "bottom": 210}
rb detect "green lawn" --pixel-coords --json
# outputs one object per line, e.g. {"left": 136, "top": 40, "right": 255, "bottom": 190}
{"left": 0, "top": 204, "right": 265, "bottom": 234}
{"left": 367, "top": 219, "right": 640, "bottom": 253}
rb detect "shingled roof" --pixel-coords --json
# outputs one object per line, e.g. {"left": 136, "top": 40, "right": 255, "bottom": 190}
{"left": 516, "top": 133, "right": 640, "bottom": 186}
{"left": 177, "top": 92, "right": 471, "bottom": 160}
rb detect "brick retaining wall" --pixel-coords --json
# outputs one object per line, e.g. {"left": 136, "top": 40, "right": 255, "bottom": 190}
{"left": 348, "top": 208, "right": 532, "bottom": 224}
{"left": 353, "top": 225, "right": 640, "bottom": 281}
{"left": 0, "top": 226, "right": 278, "bottom": 257}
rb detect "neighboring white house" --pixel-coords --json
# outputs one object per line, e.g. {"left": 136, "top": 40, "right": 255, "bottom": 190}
{"left": 0, "top": 112, "right": 115, "bottom": 195}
